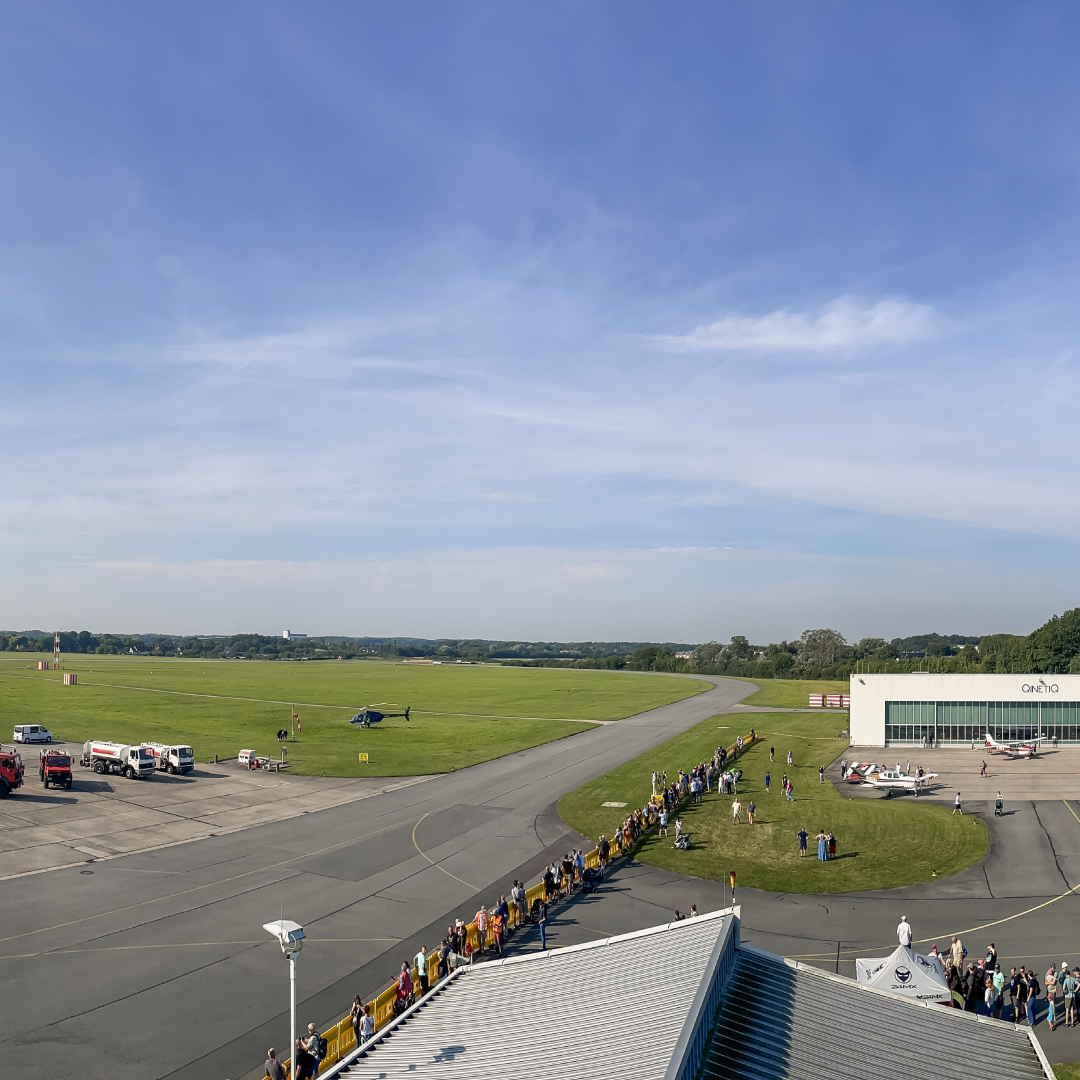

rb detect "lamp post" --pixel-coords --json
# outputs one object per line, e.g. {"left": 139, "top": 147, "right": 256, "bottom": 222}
{"left": 264, "top": 919, "right": 305, "bottom": 1074}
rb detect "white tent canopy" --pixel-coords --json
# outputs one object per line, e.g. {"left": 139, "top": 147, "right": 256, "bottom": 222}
{"left": 856, "top": 944, "right": 952, "bottom": 1004}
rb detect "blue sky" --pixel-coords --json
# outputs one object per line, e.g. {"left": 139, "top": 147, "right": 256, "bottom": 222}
{"left": 3, "top": 2, "right": 1080, "bottom": 641}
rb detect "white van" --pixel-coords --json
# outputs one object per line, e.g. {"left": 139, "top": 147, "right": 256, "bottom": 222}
{"left": 14, "top": 725, "right": 54, "bottom": 744}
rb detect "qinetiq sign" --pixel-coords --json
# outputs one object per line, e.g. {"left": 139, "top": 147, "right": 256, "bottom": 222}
{"left": 1022, "top": 680, "right": 1059, "bottom": 694}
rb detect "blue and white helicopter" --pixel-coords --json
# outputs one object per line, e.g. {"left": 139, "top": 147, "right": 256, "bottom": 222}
{"left": 349, "top": 704, "right": 411, "bottom": 728}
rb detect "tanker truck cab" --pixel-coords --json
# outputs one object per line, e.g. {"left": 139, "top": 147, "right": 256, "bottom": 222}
{"left": 0, "top": 745, "right": 25, "bottom": 797}
{"left": 147, "top": 742, "right": 194, "bottom": 774}
{"left": 81, "top": 741, "right": 156, "bottom": 779}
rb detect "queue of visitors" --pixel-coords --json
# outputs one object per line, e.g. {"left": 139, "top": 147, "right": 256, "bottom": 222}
{"left": 920, "top": 930, "right": 1078, "bottom": 1029}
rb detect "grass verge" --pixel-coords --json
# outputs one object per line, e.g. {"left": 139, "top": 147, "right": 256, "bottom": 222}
{"left": 559, "top": 709, "right": 988, "bottom": 893}
{"left": 0, "top": 657, "right": 708, "bottom": 777}
{"left": 1056, "top": 1066, "right": 1080, "bottom": 1080}
{"left": 741, "top": 678, "right": 849, "bottom": 709}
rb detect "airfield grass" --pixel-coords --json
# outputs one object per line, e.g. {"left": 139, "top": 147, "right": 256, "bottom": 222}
{"left": 0, "top": 656, "right": 707, "bottom": 777}
{"left": 741, "top": 678, "right": 849, "bottom": 709}
{"left": 559, "top": 709, "right": 988, "bottom": 893}
{"left": 1055, "top": 1065, "right": 1080, "bottom": 1080}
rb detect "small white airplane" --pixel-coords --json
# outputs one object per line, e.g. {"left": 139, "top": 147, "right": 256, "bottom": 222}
{"left": 861, "top": 768, "right": 938, "bottom": 794}
{"left": 984, "top": 734, "right": 1042, "bottom": 758}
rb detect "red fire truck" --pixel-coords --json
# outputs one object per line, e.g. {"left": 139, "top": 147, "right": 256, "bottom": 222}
{"left": 0, "top": 744, "right": 26, "bottom": 798}
{"left": 40, "top": 748, "right": 73, "bottom": 789}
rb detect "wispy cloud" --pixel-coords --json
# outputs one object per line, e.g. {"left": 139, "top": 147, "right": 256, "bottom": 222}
{"left": 652, "top": 296, "right": 942, "bottom": 355}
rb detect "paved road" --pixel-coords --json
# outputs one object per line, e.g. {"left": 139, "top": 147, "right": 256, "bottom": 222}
{"left": 0, "top": 673, "right": 753, "bottom": 1080}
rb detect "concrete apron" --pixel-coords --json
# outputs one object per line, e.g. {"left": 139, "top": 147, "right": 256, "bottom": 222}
{"left": 835, "top": 747, "right": 1080, "bottom": 804}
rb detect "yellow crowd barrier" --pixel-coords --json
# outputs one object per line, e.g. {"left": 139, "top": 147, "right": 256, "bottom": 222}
{"left": 280, "top": 731, "right": 756, "bottom": 1076}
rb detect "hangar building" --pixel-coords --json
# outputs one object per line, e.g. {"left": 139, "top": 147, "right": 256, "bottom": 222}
{"left": 849, "top": 672, "right": 1080, "bottom": 748}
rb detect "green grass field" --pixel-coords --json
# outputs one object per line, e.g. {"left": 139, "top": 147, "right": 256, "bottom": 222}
{"left": 0, "top": 656, "right": 708, "bottom": 776}
{"left": 559, "top": 708, "right": 987, "bottom": 893}
{"left": 741, "top": 678, "right": 849, "bottom": 708}
{"left": 1056, "top": 1066, "right": 1080, "bottom": 1080}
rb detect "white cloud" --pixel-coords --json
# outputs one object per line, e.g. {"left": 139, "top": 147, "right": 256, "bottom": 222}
{"left": 653, "top": 295, "right": 942, "bottom": 355}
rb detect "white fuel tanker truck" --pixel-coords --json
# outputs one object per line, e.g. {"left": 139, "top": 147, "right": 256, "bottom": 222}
{"left": 80, "top": 741, "right": 156, "bottom": 779}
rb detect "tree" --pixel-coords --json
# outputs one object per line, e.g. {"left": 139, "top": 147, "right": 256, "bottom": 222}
{"left": 690, "top": 641, "right": 724, "bottom": 667}
{"left": 797, "top": 628, "right": 846, "bottom": 669}
{"left": 1028, "top": 609, "right": 1080, "bottom": 673}
{"left": 852, "top": 637, "right": 886, "bottom": 660}
{"left": 726, "top": 635, "right": 752, "bottom": 660}
{"left": 629, "top": 646, "right": 676, "bottom": 671}
{"left": 771, "top": 652, "right": 794, "bottom": 675}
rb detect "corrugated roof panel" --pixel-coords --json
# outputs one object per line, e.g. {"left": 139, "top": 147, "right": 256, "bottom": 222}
{"left": 700, "top": 949, "right": 1050, "bottom": 1080}
{"left": 332, "top": 913, "right": 733, "bottom": 1080}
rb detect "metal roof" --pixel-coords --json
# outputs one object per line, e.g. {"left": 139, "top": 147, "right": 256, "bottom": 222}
{"left": 322, "top": 911, "right": 1051, "bottom": 1080}
{"left": 325, "top": 910, "right": 735, "bottom": 1080}
{"left": 700, "top": 945, "right": 1052, "bottom": 1080}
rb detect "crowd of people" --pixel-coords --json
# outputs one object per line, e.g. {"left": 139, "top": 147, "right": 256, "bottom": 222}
{"left": 633, "top": 733, "right": 761, "bottom": 848}
{"left": 899, "top": 919, "right": 1079, "bottom": 1028}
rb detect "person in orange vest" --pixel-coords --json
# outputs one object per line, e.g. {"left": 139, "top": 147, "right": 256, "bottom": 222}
{"left": 475, "top": 906, "right": 489, "bottom": 954}
{"left": 491, "top": 910, "right": 504, "bottom": 955}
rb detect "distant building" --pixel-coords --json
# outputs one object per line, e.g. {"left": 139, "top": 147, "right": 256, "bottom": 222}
{"left": 283, "top": 631, "right": 308, "bottom": 641}
{"left": 675, "top": 651, "right": 694, "bottom": 659}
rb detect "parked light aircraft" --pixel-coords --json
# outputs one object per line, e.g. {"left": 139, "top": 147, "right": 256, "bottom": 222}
{"left": 844, "top": 762, "right": 877, "bottom": 782}
{"left": 349, "top": 704, "right": 411, "bottom": 728}
{"left": 984, "top": 734, "right": 1042, "bottom": 758}
{"left": 861, "top": 768, "right": 937, "bottom": 795}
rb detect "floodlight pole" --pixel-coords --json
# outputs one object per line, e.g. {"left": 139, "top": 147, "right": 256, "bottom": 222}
{"left": 290, "top": 950, "right": 297, "bottom": 1074}
{"left": 264, "top": 920, "right": 304, "bottom": 1077}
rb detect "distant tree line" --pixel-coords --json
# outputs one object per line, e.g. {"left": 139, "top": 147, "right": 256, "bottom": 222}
{"left": 0, "top": 631, "right": 696, "bottom": 663}
{"left": 5, "top": 610, "right": 1080, "bottom": 676}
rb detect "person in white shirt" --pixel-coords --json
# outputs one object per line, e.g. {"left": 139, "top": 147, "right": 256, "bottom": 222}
{"left": 897, "top": 915, "right": 913, "bottom": 947}
{"left": 414, "top": 945, "right": 429, "bottom": 994}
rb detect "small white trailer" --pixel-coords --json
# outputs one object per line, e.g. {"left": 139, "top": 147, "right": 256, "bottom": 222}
{"left": 80, "top": 741, "right": 156, "bottom": 779}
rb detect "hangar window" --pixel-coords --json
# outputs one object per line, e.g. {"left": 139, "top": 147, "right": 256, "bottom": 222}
{"left": 885, "top": 699, "right": 1080, "bottom": 746}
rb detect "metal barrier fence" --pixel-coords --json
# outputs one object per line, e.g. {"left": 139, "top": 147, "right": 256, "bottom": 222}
{"left": 279, "top": 730, "right": 757, "bottom": 1076}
